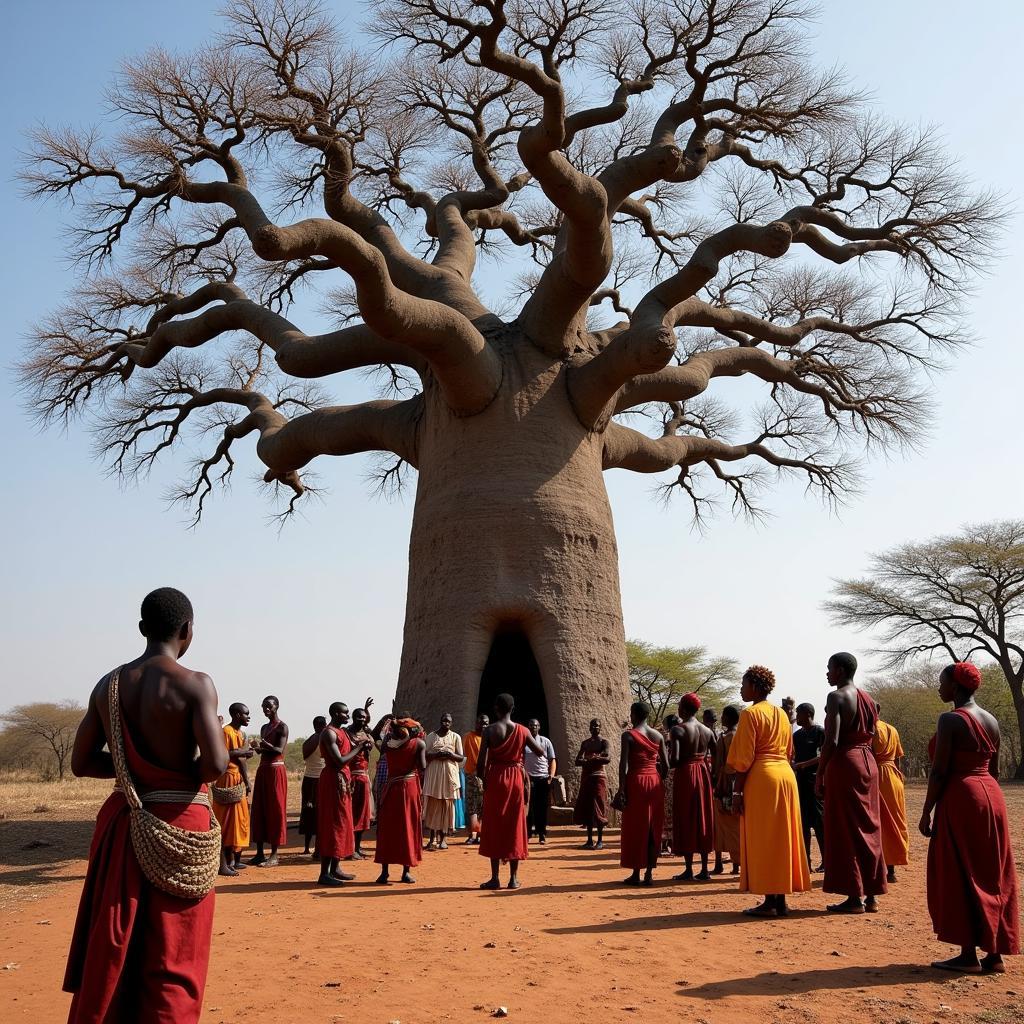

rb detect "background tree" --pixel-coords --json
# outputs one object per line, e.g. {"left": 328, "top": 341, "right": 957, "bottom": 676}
{"left": 19, "top": 0, "right": 994, "bottom": 782}
{"left": 0, "top": 703, "right": 85, "bottom": 781}
{"left": 869, "top": 663, "right": 1020, "bottom": 780}
{"left": 829, "top": 520, "right": 1024, "bottom": 778}
{"left": 627, "top": 639, "right": 737, "bottom": 726}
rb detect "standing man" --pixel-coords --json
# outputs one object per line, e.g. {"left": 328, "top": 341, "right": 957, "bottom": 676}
{"left": 619, "top": 702, "right": 669, "bottom": 887}
{"left": 462, "top": 713, "right": 489, "bottom": 844}
{"left": 347, "top": 701, "right": 377, "bottom": 859}
{"left": 793, "top": 702, "right": 826, "bottom": 872}
{"left": 212, "top": 702, "right": 254, "bottom": 876}
{"left": 423, "top": 712, "right": 465, "bottom": 850}
{"left": 573, "top": 718, "right": 610, "bottom": 849}
{"left": 525, "top": 718, "right": 557, "bottom": 845}
{"left": 781, "top": 696, "right": 797, "bottom": 728}
{"left": 249, "top": 695, "right": 289, "bottom": 867}
{"left": 317, "top": 702, "right": 371, "bottom": 887}
{"left": 702, "top": 708, "right": 720, "bottom": 736}
{"left": 873, "top": 702, "right": 910, "bottom": 883}
{"left": 300, "top": 715, "right": 327, "bottom": 857}
{"left": 818, "top": 652, "right": 887, "bottom": 913}
{"left": 669, "top": 693, "right": 716, "bottom": 881}
{"left": 64, "top": 588, "right": 226, "bottom": 1023}
{"left": 477, "top": 693, "right": 548, "bottom": 890}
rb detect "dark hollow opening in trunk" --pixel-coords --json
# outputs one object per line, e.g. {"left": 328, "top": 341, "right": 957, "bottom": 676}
{"left": 477, "top": 626, "right": 549, "bottom": 736}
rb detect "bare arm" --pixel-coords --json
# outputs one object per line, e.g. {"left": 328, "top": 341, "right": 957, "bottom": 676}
{"left": 190, "top": 672, "right": 228, "bottom": 784}
{"left": 816, "top": 692, "right": 841, "bottom": 795}
{"left": 70, "top": 682, "right": 115, "bottom": 779}
{"left": 920, "top": 713, "right": 957, "bottom": 836}
{"left": 574, "top": 741, "right": 588, "bottom": 767}
{"left": 301, "top": 732, "right": 321, "bottom": 760}
{"left": 258, "top": 722, "right": 289, "bottom": 757}
{"left": 475, "top": 728, "right": 491, "bottom": 784}
{"left": 618, "top": 731, "right": 631, "bottom": 796}
{"left": 415, "top": 739, "right": 427, "bottom": 773}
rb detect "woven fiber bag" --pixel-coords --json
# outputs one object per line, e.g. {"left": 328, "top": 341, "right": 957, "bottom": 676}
{"left": 210, "top": 781, "right": 246, "bottom": 804}
{"left": 107, "top": 667, "right": 221, "bottom": 899}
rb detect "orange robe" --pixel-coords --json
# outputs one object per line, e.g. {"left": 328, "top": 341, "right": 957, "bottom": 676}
{"left": 212, "top": 725, "right": 250, "bottom": 852}
{"left": 727, "top": 701, "right": 810, "bottom": 895}
{"left": 872, "top": 720, "right": 909, "bottom": 867}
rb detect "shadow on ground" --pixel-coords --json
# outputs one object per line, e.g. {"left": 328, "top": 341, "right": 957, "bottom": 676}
{"left": 0, "top": 818, "right": 95, "bottom": 887}
{"left": 675, "top": 962, "right": 936, "bottom": 999}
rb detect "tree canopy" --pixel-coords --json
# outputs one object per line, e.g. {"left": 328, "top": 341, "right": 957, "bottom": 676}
{"left": 627, "top": 638, "right": 737, "bottom": 725}
{"left": 0, "top": 702, "right": 85, "bottom": 781}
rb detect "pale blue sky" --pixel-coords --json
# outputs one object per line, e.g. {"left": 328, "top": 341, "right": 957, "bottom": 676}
{"left": 1, "top": 1, "right": 1021, "bottom": 737}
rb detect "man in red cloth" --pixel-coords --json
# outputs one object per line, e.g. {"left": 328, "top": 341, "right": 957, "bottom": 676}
{"left": 573, "top": 718, "right": 610, "bottom": 849}
{"left": 669, "top": 693, "right": 717, "bottom": 880}
{"left": 317, "top": 702, "right": 372, "bottom": 887}
{"left": 818, "top": 652, "right": 887, "bottom": 913}
{"left": 618, "top": 701, "right": 669, "bottom": 886}
{"left": 346, "top": 701, "right": 376, "bottom": 859}
{"left": 64, "top": 587, "right": 227, "bottom": 1024}
{"left": 921, "top": 662, "right": 1019, "bottom": 974}
{"left": 248, "top": 694, "right": 289, "bottom": 867}
{"left": 375, "top": 716, "right": 427, "bottom": 884}
{"left": 477, "top": 693, "right": 548, "bottom": 890}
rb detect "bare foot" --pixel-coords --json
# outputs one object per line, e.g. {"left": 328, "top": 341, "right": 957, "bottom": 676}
{"left": 981, "top": 954, "right": 1005, "bottom": 974}
{"left": 438, "top": 840, "right": 449, "bottom": 850}
{"left": 623, "top": 875, "right": 641, "bottom": 886}
{"left": 375, "top": 873, "right": 390, "bottom": 884}
{"left": 887, "top": 867, "right": 897, "bottom": 883}
{"left": 581, "top": 841, "right": 595, "bottom": 850}
{"left": 247, "top": 855, "right": 267, "bottom": 866}
{"left": 641, "top": 876, "right": 654, "bottom": 887}
{"left": 479, "top": 878, "right": 501, "bottom": 890}
{"left": 400, "top": 873, "right": 416, "bottom": 884}
{"left": 672, "top": 870, "right": 693, "bottom": 882}
{"left": 233, "top": 862, "right": 248, "bottom": 871}
{"left": 865, "top": 896, "right": 879, "bottom": 913}
{"left": 507, "top": 878, "right": 522, "bottom": 890}
{"left": 332, "top": 869, "right": 355, "bottom": 881}
{"left": 594, "top": 841, "right": 604, "bottom": 850}
{"left": 316, "top": 874, "right": 344, "bottom": 887}
{"left": 695, "top": 870, "right": 712, "bottom": 881}
{"left": 218, "top": 866, "right": 238, "bottom": 877}
{"left": 827, "top": 899, "right": 865, "bottom": 914}
{"left": 743, "top": 903, "right": 777, "bottom": 918}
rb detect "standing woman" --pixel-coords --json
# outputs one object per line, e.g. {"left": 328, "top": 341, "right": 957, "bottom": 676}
{"left": 375, "top": 717, "right": 427, "bottom": 884}
{"left": 727, "top": 665, "right": 810, "bottom": 917}
{"left": 617, "top": 702, "right": 669, "bottom": 886}
{"left": 872, "top": 702, "right": 910, "bottom": 883}
{"left": 921, "top": 662, "right": 1019, "bottom": 974}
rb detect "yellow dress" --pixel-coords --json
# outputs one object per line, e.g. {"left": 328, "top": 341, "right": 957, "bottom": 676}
{"left": 872, "top": 720, "right": 910, "bottom": 866}
{"left": 212, "top": 725, "right": 251, "bottom": 851}
{"left": 727, "top": 701, "right": 810, "bottom": 895}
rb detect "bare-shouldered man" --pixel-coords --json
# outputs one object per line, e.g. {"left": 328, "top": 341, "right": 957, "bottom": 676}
{"left": 669, "top": 693, "right": 717, "bottom": 880}
{"left": 64, "top": 587, "right": 226, "bottom": 1024}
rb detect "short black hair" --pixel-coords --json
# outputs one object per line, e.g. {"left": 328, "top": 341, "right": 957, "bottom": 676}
{"left": 329, "top": 701, "right": 346, "bottom": 716}
{"left": 494, "top": 693, "right": 514, "bottom": 715}
{"left": 796, "top": 702, "right": 815, "bottom": 718}
{"left": 140, "top": 587, "right": 193, "bottom": 642}
{"left": 722, "top": 705, "right": 740, "bottom": 728}
{"left": 663, "top": 713, "right": 680, "bottom": 729}
{"left": 313, "top": 715, "right": 327, "bottom": 729}
{"left": 228, "top": 702, "right": 247, "bottom": 717}
{"left": 829, "top": 652, "right": 858, "bottom": 679}
{"left": 630, "top": 701, "right": 650, "bottom": 722}
{"left": 263, "top": 695, "right": 279, "bottom": 707}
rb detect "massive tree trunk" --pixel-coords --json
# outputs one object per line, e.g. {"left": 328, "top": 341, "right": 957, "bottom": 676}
{"left": 395, "top": 327, "right": 630, "bottom": 791}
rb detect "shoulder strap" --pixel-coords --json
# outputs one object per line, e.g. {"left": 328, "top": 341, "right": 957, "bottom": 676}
{"left": 106, "top": 667, "right": 143, "bottom": 812}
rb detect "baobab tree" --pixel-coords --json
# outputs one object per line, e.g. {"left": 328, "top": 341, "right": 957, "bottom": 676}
{"left": 20, "top": 0, "right": 994, "bottom": 779}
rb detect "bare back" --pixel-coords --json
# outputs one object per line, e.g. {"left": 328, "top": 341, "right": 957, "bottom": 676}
{"left": 92, "top": 654, "right": 222, "bottom": 782}
{"left": 671, "top": 719, "right": 712, "bottom": 762}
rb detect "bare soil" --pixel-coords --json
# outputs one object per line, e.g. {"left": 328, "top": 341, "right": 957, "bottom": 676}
{"left": 1, "top": 777, "right": 1021, "bottom": 1024}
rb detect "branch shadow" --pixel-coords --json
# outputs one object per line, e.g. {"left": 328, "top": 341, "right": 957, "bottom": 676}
{"left": 676, "top": 962, "right": 934, "bottom": 1000}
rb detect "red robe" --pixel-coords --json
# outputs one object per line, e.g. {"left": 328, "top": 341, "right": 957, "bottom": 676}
{"left": 250, "top": 728, "right": 288, "bottom": 847}
{"left": 573, "top": 760, "right": 608, "bottom": 827}
{"left": 64, "top": 700, "right": 214, "bottom": 1023}
{"left": 927, "top": 709, "right": 1020, "bottom": 954}
{"left": 349, "top": 740, "right": 373, "bottom": 833}
{"left": 318, "top": 726, "right": 355, "bottom": 860}
{"left": 823, "top": 688, "right": 887, "bottom": 898}
{"left": 672, "top": 754, "right": 715, "bottom": 855}
{"left": 620, "top": 729, "right": 665, "bottom": 870}
{"left": 479, "top": 723, "right": 529, "bottom": 862}
{"left": 374, "top": 739, "right": 423, "bottom": 867}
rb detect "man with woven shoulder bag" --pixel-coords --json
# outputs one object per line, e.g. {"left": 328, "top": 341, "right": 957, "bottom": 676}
{"left": 63, "top": 587, "right": 227, "bottom": 1024}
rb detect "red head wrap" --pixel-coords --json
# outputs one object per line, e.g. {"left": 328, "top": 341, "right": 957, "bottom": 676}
{"left": 680, "top": 692, "right": 702, "bottom": 716}
{"left": 950, "top": 662, "right": 982, "bottom": 692}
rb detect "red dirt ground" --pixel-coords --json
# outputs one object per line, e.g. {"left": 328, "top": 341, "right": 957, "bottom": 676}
{"left": 1, "top": 784, "right": 1021, "bottom": 1024}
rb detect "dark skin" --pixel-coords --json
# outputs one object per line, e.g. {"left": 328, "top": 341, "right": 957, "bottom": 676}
{"left": 920, "top": 669, "right": 1004, "bottom": 975}
{"left": 425, "top": 713, "right": 465, "bottom": 851}
{"left": 465, "top": 713, "right": 489, "bottom": 844}
{"left": 574, "top": 718, "right": 610, "bottom": 849}
{"left": 301, "top": 716, "right": 327, "bottom": 855}
{"left": 818, "top": 657, "right": 879, "bottom": 913}
{"left": 669, "top": 703, "right": 717, "bottom": 881}
{"left": 875, "top": 701, "right": 903, "bottom": 883}
{"left": 248, "top": 697, "right": 289, "bottom": 867}
{"left": 219, "top": 704, "right": 254, "bottom": 876}
{"left": 794, "top": 705, "right": 824, "bottom": 873}
{"left": 375, "top": 725, "right": 427, "bottom": 885}
{"left": 477, "top": 702, "right": 547, "bottom": 890}
{"left": 317, "top": 705, "right": 373, "bottom": 887}
{"left": 731, "top": 674, "right": 789, "bottom": 918}
{"left": 346, "top": 700, "right": 375, "bottom": 858}
{"left": 618, "top": 708, "right": 670, "bottom": 887}
{"left": 712, "top": 713, "right": 741, "bottom": 875}
{"left": 71, "top": 619, "right": 226, "bottom": 788}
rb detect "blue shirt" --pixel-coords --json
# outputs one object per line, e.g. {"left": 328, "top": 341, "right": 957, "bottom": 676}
{"left": 524, "top": 735, "right": 556, "bottom": 777}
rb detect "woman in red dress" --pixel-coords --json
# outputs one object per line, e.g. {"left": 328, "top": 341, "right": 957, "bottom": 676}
{"left": 921, "top": 662, "right": 1020, "bottom": 974}
{"left": 374, "top": 718, "right": 426, "bottom": 884}
{"left": 617, "top": 702, "right": 669, "bottom": 886}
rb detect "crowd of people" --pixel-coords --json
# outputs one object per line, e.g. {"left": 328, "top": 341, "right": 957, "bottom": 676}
{"left": 61, "top": 588, "right": 1020, "bottom": 1023}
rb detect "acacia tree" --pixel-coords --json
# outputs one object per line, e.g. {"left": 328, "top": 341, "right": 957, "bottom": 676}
{"left": 828, "top": 520, "right": 1024, "bottom": 778}
{"left": 627, "top": 639, "right": 737, "bottom": 725}
{"left": 0, "top": 703, "right": 84, "bottom": 781}
{"left": 20, "top": 0, "right": 994, "bottom": 777}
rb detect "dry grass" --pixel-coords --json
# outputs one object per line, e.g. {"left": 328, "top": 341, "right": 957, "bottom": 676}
{"left": 0, "top": 770, "right": 114, "bottom": 821}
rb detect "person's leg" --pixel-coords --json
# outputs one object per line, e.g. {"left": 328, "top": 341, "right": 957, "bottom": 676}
{"left": 330, "top": 857, "right": 354, "bottom": 881}
{"left": 376, "top": 864, "right": 390, "bottom": 884}
{"left": 673, "top": 854, "right": 694, "bottom": 881}
{"left": 353, "top": 831, "right": 365, "bottom": 858}
{"left": 827, "top": 893, "right": 866, "bottom": 913}
{"left": 643, "top": 827, "right": 655, "bottom": 885}
{"left": 507, "top": 859, "right": 521, "bottom": 889}
{"left": 249, "top": 841, "right": 266, "bottom": 865}
{"left": 887, "top": 864, "right": 897, "bottom": 882}
{"left": 583, "top": 823, "right": 594, "bottom": 848}
{"left": 263, "top": 843, "right": 279, "bottom": 867}
{"left": 400, "top": 864, "right": 416, "bottom": 884}
{"left": 438, "top": 823, "right": 449, "bottom": 850}
{"left": 219, "top": 847, "right": 237, "bottom": 877}
{"left": 318, "top": 856, "right": 343, "bottom": 886}
{"left": 595, "top": 823, "right": 604, "bottom": 849}
{"left": 538, "top": 779, "right": 549, "bottom": 843}
{"left": 480, "top": 858, "right": 502, "bottom": 889}
{"left": 980, "top": 952, "right": 1005, "bottom": 973}
{"left": 697, "top": 852, "right": 710, "bottom": 880}
{"left": 932, "top": 946, "right": 983, "bottom": 973}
